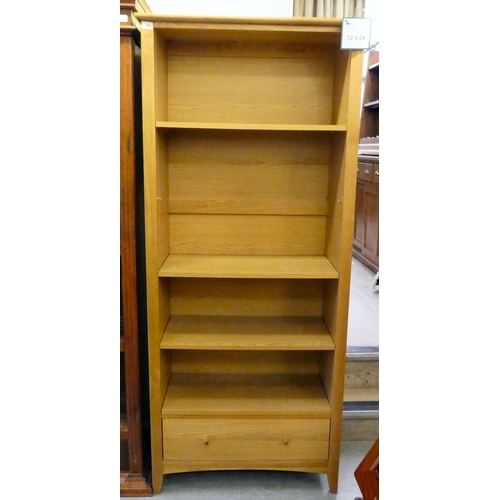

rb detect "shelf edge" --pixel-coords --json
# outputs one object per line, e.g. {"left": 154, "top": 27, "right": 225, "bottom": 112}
{"left": 156, "top": 122, "right": 347, "bottom": 132}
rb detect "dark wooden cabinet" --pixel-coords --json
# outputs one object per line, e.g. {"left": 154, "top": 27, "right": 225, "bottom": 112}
{"left": 353, "top": 155, "right": 379, "bottom": 273}
{"left": 355, "top": 47, "right": 379, "bottom": 273}
{"left": 120, "top": 0, "right": 152, "bottom": 495}
{"left": 359, "top": 50, "right": 379, "bottom": 140}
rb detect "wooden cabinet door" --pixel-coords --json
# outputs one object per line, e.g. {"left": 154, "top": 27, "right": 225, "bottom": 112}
{"left": 354, "top": 182, "right": 365, "bottom": 250}
{"left": 353, "top": 160, "right": 379, "bottom": 272}
{"left": 362, "top": 182, "right": 379, "bottom": 269}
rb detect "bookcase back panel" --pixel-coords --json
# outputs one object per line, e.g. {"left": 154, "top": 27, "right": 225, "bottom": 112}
{"left": 167, "top": 130, "right": 330, "bottom": 216}
{"left": 163, "top": 43, "right": 335, "bottom": 124}
{"left": 169, "top": 278, "right": 324, "bottom": 316}
{"left": 166, "top": 40, "right": 336, "bottom": 60}
{"left": 169, "top": 214, "right": 326, "bottom": 255}
{"left": 171, "top": 350, "right": 320, "bottom": 374}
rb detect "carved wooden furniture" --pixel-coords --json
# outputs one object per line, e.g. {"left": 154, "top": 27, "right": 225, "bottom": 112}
{"left": 354, "top": 438, "right": 379, "bottom": 500}
{"left": 120, "top": 0, "right": 152, "bottom": 495}
{"left": 353, "top": 151, "right": 379, "bottom": 272}
{"left": 355, "top": 47, "right": 379, "bottom": 273}
{"left": 135, "top": 14, "right": 364, "bottom": 494}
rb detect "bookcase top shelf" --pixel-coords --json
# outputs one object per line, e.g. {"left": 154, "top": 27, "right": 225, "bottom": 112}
{"left": 134, "top": 14, "right": 344, "bottom": 43}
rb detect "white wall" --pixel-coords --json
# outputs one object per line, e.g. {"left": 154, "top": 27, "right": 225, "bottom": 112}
{"left": 364, "top": 0, "right": 378, "bottom": 46}
{"left": 146, "top": 0, "right": 293, "bottom": 17}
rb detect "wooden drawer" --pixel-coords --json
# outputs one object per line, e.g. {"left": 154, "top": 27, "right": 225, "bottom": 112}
{"left": 162, "top": 418, "right": 330, "bottom": 461}
{"left": 358, "top": 162, "right": 374, "bottom": 182}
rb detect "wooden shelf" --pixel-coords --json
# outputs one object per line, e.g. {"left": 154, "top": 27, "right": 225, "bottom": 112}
{"left": 159, "top": 255, "right": 339, "bottom": 279}
{"left": 157, "top": 122, "right": 347, "bottom": 132}
{"left": 161, "top": 315, "right": 335, "bottom": 350}
{"left": 162, "top": 373, "right": 331, "bottom": 418}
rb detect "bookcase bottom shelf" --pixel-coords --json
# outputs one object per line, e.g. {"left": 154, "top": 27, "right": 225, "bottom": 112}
{"left": 162, "top": 373, "right": 331, "bottom": 417}
{"left": 161, "top": 373, "right": 332, "bottom": 472}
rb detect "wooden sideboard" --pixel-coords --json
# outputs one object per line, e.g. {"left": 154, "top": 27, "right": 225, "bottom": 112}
{"left": 353, "top": 154, "right": 379, "bottom": 273}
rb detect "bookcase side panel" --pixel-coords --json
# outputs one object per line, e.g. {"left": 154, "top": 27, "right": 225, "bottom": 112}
{"left": 323, "top": 49, "right": 364, "bottom": 493}
{"left": 154, "top": 32, "right": 169, "bottom": 122}
{"left": 140, "top": 27, "right": 164, "bottom": 494}
{"left": 330, "top": 48, "right": 351, "bottom": 126}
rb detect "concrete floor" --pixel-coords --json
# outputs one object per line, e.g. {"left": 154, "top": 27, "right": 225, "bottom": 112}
{"left": 127, "top": 441, "right": 374, "bottom": 499}
{"left": 347, "top": 258, "right": 379, "bottom": 347}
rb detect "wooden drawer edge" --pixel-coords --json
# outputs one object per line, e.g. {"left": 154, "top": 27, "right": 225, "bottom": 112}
{"left": 163, "top": 460, "right": 329, "bottom": 474}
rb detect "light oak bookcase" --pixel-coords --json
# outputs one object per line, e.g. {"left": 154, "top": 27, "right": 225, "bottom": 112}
{"left": 135, "top": 14, "right": 363, "bottom": 494}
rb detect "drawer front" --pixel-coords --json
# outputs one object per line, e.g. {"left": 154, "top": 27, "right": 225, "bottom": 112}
{"left": 163, "top": 418, "right": 330, "bottom": 461}
{"left": 358, "top": 162, "right": 374, "bottom": 182}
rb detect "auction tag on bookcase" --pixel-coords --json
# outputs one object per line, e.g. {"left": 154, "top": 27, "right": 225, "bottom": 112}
{"left": 341, "top": 18, "right": 372, "bottom": 50}
{"left": 142, "top": 21, "right": 153, "bottom": 30}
